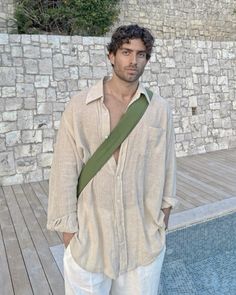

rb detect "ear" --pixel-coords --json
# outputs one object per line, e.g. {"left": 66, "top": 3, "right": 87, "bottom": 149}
{"left": 108, "top": 52, "right": 115, "bottom": 66}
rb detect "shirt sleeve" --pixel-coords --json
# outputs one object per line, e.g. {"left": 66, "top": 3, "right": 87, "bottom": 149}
{"left": 161, "top": 105, "right": 178, "bottom": 209}
{"left": 47, "top": 106, "right": 83, "bottom": 233}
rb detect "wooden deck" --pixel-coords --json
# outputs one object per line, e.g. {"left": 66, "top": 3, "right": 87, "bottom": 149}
{"left": 175, "top": 148, "right": 236, "bottom": 212}
{"left": 0, "top": 148, "right": 236, "bottom": 295}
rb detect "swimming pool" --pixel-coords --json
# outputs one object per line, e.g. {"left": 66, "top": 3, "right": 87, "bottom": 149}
{"left": 158, "top": 212, "right": 236, "bottom": 295}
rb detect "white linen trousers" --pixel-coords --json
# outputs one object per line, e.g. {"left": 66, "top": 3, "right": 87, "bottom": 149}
{"left": 64, "top": 244, "right": 166, "bottom": 295}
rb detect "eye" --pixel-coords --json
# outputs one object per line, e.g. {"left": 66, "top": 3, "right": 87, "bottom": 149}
{"left": 121, "top": 50, "right": 130, "bottom": 56}
{"left": 138, "top": 52, "right": 146, "bottom": 58}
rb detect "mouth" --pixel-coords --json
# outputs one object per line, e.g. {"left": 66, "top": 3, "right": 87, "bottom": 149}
{"left": 126, "top": 68, "right": 138, "bottom": 73}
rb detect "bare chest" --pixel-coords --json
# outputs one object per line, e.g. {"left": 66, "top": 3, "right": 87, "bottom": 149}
{"left": 104, "top": 96, "right": 129, "bottom": 131}
{"left": 104, "top": 96, "right": 130, "bottom": 163}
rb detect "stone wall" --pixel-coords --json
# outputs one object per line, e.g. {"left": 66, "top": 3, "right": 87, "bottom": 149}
{"left": 114, "top": 0, "right": 236, "bottom": 41}
{"left": 1, "top": 0, "right": 236, "bottom": 41}
{"left": 0, "top": 33, "right": 236, "bottom": 185}
{"left": 0, "top": 0, "right": 15, "bottom": 33}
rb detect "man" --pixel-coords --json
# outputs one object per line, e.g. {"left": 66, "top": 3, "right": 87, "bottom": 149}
{"left": 47, "top": 24, "right": 177, "bottom": 295}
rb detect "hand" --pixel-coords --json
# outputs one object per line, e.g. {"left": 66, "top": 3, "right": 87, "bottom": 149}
{"left": 63, "top": 232, "right": 76, "bottom": 248}
{"left": 161, "top": 207, "right": 171, "bottom": 230}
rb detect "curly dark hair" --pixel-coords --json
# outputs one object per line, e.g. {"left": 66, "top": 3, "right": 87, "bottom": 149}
{"left": 107, "top": 24, "right": 154, "bottom": 60}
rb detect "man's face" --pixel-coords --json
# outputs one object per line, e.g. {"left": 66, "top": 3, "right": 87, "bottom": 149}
{"left": 109, "top": 38, "right": 148, "bottom": 83}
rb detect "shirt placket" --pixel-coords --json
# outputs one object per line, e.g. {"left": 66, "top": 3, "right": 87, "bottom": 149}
{"left": 101, "top": 102, "right": 110, "bottom": 140}
{"left": 115, "top": 141, "right": 128, "bottom": 274}
{"left": 114, "top": 94, "right": 144, "bottom": 273}
{"left": 100, "top": 96, "right": 137, "bottom": 274}
{"left": 114, "top": 93, "right": 141, "bottom": 275}
{"left": 101, "top": 101, "right": 117, "bottom": 171}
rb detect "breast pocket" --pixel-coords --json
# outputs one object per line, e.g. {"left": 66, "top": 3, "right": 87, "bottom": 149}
{"left": 139, "top": 126, "right": 166, "bottom": 157}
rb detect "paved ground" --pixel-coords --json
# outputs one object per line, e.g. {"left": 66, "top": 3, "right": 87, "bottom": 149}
{"left": 0, "top": 148, "right": 236, "bottom": 295}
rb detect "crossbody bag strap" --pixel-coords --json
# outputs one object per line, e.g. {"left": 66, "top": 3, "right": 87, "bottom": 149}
{"left": 77, "top": 89, "right": 153, "bottom": 197}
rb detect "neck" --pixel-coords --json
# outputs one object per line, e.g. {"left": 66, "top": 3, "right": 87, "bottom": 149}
{"left": 106, "top": 75, "right": 139, "bottom": 102}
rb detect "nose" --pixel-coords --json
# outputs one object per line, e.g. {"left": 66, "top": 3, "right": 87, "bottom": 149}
{"left": 130, "top": 53, "right": 137, "bottom": 65}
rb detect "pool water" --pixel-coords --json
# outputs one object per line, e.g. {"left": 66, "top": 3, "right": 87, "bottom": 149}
{"left": 158, "top": 212, "right": 236, "bottom": 295}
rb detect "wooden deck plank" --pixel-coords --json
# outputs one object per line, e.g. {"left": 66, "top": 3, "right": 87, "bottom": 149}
{"left": 177, "top": 174, "right": 224, "bottom": 203}
{"left": 180, "top": 150, "right": 236, "bottom": 174}
{"left": 177, "top": 187, "right": 210, "bottom": 205}
{"left": 0, "top": 186, "right": 33, "bottom": 295}
{"left": 30, "top": 182, "right": 49, "bottom": 213}
{"left": 39, "top": 180, "right": 49, "bottom": 196}
{"left": 12, "top": 185, "right": 55, "bottom": 294}
{"left": 177, "top": 159, "right": 236, "bottom": 195}
{"left": 202, "top": 149, "right": 236, "bottom": 161}
{"left": 177, "top": 170, "right": 231, "bottom": 199}
{"left": 188, "top": 158, "right": 236, "bottom": 184}
{"left": 176, "top": 187, "right": 208, "bottom": 206}
{"left": 199, "top": 154, "right": 236, "bottom": 171}
{"left": 175, "top": 194, "right": 196, "bottom": 210}
{"left": 12, "top": 185, "right": 64, "bottom": 295}
{"left": 21, "top": 183, "right": 62, "bottom": 246}
{"left": 3, "top": 185, "right": 52, "bottom": 295}
{"left": 0, "top": 225, "right": 14, "bottom": 295}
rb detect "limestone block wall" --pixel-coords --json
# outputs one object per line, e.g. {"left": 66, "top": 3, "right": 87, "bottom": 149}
{"left": 114, "top": 0, "right": 236, "bottom": 41}
{"left": 1, "top": 0, "right": 236, "bottom": 41}
{"left": 0, "top": 33, "right": 236, "bottom": 185}
{"left": 0, "top": 0, "right": 15, "bottom": 33}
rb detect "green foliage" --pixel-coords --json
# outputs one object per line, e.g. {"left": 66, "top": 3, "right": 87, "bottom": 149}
{"left": 15, "top": 0, "right": 120, "bottom": 36}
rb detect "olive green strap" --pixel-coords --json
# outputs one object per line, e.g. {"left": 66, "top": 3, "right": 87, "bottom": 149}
{"left": 77, "top": 90, "right": 153, "bottom": 197}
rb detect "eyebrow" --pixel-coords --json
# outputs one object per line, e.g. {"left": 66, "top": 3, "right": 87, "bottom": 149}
{"left": 120, "top": 47, "right": 147, "bottom": 53}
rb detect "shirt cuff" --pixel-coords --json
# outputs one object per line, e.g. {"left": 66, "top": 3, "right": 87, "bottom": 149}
{"left": 161, "top": 196, "right": 178, "bottom": 209}
{"left": 47, "top": 212, "right": 78, "bottom": 233}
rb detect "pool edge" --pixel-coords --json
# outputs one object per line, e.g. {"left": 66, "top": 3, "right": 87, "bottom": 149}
{"left": 168, "top": 196, "right": 236, "bottom": 232}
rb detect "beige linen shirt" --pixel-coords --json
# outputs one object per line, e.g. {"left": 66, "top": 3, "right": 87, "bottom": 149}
{"left": 47, "top": 77, "right": 177, "bottom": 279}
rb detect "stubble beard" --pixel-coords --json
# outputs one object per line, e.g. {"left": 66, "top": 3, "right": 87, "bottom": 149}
{"left": 113, "top": 65, "right": 145, "bottom": 83}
